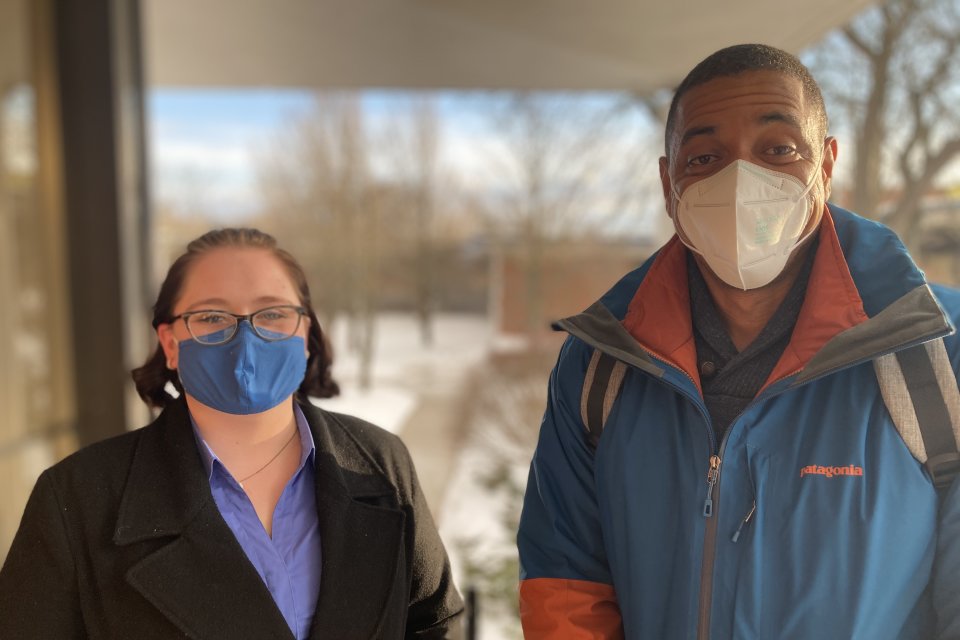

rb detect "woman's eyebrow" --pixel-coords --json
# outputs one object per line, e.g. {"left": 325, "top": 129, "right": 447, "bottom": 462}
{"left": 184, "top": 296, "right": 296, "bottom": 311}
{"left": 186, "top": 298, "right": 230, "bottom": 310}
{"left": 253, "top": 295, "right": 297, "bottom": 305}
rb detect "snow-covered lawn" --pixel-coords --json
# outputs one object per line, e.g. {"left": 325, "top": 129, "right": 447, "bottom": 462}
{"left": 311, "top": 312, "right": 491, "bottom": 433}
{"left": 313, "top": 311, "right": 538, "bottom": 638}
{"left": 440, "top": 438, "right": 530, "bottom": 640}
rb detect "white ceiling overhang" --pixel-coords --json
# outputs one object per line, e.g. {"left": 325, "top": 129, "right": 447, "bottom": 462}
{"left": 144, "top": 0, "right": 876, "bottom": 92}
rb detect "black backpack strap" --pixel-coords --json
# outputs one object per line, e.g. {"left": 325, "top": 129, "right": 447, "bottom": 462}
{"left": 580, "top": 350, "right": 628, "bottom": 449}
{"left": 896, "top": 341, "right": 960, "bottom": 496}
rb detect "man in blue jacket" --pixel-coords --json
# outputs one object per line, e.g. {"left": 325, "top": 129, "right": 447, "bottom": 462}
{"left": 518, "top": 43, "right": 960, "bottom": 639}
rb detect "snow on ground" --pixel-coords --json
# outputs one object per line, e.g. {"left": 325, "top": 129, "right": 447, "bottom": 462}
{"left": 440, "top": 441, "right": 512, "bottom": 567}
{"left": 437, "top": 365, "right": 546, "bottom": 640}
{"left": 313, "top": 311, "right": 528, "bottom": 637}
{"left": 310, "top": 386, "right": 417, "bottom": 435}
{"left": 310, "top": 312, "right": 491, "bottom": 433}
{"left": 439, "top": 437, "right": 528, "bottom": 640}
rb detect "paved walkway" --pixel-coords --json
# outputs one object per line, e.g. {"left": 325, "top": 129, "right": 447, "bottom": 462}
{"left": 396, "top": 369, "right": 476, "bottom": 516}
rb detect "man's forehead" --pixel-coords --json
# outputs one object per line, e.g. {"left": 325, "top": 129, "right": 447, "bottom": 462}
{"left": 671, "top": 71, "right": 812, "bottom": 139}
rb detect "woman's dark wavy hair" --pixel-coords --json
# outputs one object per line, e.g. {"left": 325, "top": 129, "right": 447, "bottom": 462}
{"left": 131, "top": 228, "right": 339, "bottom": 409}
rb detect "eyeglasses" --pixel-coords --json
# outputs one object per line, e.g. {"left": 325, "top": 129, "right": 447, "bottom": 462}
{"left": 169, "top": 305, "right": 308, "bottom": 345}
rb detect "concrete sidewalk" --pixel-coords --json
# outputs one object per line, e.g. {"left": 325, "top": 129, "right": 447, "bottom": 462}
{"left": 397, "top": 372, "right": 476, "bottom": 516}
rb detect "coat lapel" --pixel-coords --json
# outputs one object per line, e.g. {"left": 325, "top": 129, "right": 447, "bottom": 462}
{"left": 304, "top": 405, "right": 407, "bottom": 640}
{"left": 114, "top": 401, "right": 293, "bottom": 640}
{"left": 112, "top": 400, "right": 407, "bottom": 640}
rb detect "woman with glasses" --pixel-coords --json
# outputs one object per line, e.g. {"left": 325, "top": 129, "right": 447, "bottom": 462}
{"left": 0, "top": 228, "right": 464, "bottom": 639}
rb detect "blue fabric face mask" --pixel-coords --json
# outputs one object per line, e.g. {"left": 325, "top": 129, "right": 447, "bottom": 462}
{"left": 177, "top": 322, "right": 308, "bottom": 415}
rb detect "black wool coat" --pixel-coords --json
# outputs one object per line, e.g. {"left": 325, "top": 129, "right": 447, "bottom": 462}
{"left": 0, "top": 399, "right": 464, "bottom": 639}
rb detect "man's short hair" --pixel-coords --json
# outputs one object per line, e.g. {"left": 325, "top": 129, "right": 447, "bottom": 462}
{"left": 664, "top": 43, "right": 828, "bottom": 156}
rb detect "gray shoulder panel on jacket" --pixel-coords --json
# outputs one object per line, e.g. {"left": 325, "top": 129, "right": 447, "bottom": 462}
{"left": 796, "top": 284, "right": 954, "bottom": 385}
{"left": 554, "top": 301, "right": 664, "bottom": 377}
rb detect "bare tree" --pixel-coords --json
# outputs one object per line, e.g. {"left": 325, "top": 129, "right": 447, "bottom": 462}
{"left": 257, "top": 94, "right": 381, "bottom": 389}
{"left": 381, "top": 96, "right": 441, "bottom": 346}
{"left": 411, "top": 100, "right": 439, "bottom": 347}
{"left": 807, "top": 0, "right": 960, "bottom": 247}
{"left": 481, "top": 93, "right": 649, "bottom": 343}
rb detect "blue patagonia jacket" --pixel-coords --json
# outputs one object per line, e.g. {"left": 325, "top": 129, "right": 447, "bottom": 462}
{"left": 518, "top": 206, "right": 960, "bottom": 640}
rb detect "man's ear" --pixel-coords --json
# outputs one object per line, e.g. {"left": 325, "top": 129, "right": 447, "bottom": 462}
{"left": 157, "top": 324, "right": 179, "bottom": 370}
{"left": 821, "top": 136, "right": 838, "bottom": 201}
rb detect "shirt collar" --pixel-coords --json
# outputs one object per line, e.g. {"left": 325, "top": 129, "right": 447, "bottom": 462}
{"left": 190, "top": 402, "right": 316, "bottom": 482}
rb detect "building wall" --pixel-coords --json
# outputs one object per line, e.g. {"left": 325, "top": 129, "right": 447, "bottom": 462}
{"left": 495, "top": 241, "right": 653, "bottom": 337}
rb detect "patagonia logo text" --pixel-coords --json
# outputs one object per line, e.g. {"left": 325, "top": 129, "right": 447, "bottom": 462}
{"left": 799, "top": 464, "right": 864, "bottom": 479}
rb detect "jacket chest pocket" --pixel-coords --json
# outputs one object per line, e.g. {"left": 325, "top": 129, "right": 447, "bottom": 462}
{"left": 722, "top": 424, "right": 936, "bottom": 640}
{"left": 719, "top": 443, "right": 869, "bottom": 638}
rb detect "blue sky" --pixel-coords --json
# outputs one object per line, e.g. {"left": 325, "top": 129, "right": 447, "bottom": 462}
{"left": 149, "top": 89, "right": 313, "bottom": 218}
{"left": 147, "top": 88, "right": 668, "bottom": 230}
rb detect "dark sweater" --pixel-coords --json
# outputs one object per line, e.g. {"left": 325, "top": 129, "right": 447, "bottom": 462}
{"left": 688, "top": 239, "right": 818, "bottom": 440}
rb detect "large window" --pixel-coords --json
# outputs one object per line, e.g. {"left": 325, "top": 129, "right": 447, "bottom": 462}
{"left": 0, "top": 0, "right": 75, "bottom": 560}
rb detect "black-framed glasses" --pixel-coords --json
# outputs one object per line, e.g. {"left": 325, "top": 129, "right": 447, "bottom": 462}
{"left": 169, "top": 305, "right": 308, "bottom": 345}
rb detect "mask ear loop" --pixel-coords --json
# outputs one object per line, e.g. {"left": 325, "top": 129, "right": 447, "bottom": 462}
{"left": 669, "top": 179, "right": 708, "bottom": 259}
{"left": 785, "top": 152, "right": 828, "bottom": 254}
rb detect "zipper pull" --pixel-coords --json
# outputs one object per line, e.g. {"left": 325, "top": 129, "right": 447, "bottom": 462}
{"left": 703, "top": 455, "right": 722, "bottom": 517}
{"left": 731, "top": 501, "right": 757, "bottom": 543}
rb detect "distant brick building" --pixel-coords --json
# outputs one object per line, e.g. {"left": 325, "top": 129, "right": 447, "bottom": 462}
{"left": 490, "top": 239, "right": 657, "bottom": 338}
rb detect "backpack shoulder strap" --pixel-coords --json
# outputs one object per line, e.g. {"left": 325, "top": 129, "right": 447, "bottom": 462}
{"left": 580, "top": 350, "right": 628, "bottom": 449}
{"left": 874, "top": 339, "right": 960, "bottom": 498}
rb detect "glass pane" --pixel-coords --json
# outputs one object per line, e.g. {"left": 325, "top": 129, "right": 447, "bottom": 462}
{"left": 0, "top": 0, "right": 76, "bottom": 562}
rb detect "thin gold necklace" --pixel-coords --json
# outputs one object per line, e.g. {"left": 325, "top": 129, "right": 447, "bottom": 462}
{"left": 238, "top": 427, "right": 298, "bottom": 489}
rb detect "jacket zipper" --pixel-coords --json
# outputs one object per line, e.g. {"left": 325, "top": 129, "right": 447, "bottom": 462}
{"left": 702, "top": 455, "right": 721, "bottom": 517}
{"left": 696, "top": 431, "right": 734, "bottom": 640}
{"left": 625, "top": 346, "right": 726, "bottom": 640}
{"left": 697, "top": 451, "right": 723, "bottom": 640}
{"left": 731, "top": 502, "right": 756, "bottom": 543}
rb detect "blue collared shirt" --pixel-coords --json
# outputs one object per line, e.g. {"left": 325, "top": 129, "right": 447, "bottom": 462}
{"left": 192, "top": 405, "right": 322, "bottom": 639}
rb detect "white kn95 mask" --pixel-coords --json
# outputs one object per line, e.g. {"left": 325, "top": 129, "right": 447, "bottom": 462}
{"left": 672, "top": 159, "right": 821, "bottom": 290}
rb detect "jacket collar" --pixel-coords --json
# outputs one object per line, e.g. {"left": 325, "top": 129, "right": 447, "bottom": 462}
{"left": 114, "top": 399, "right": 405, "bottom": 639}
{"left": 557, "top": 206, "right": 953, "bottom": 389}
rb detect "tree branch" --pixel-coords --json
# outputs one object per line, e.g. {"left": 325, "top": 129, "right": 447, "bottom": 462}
{"left": 842, "top": 23, "right": 876, "bottom": 58}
